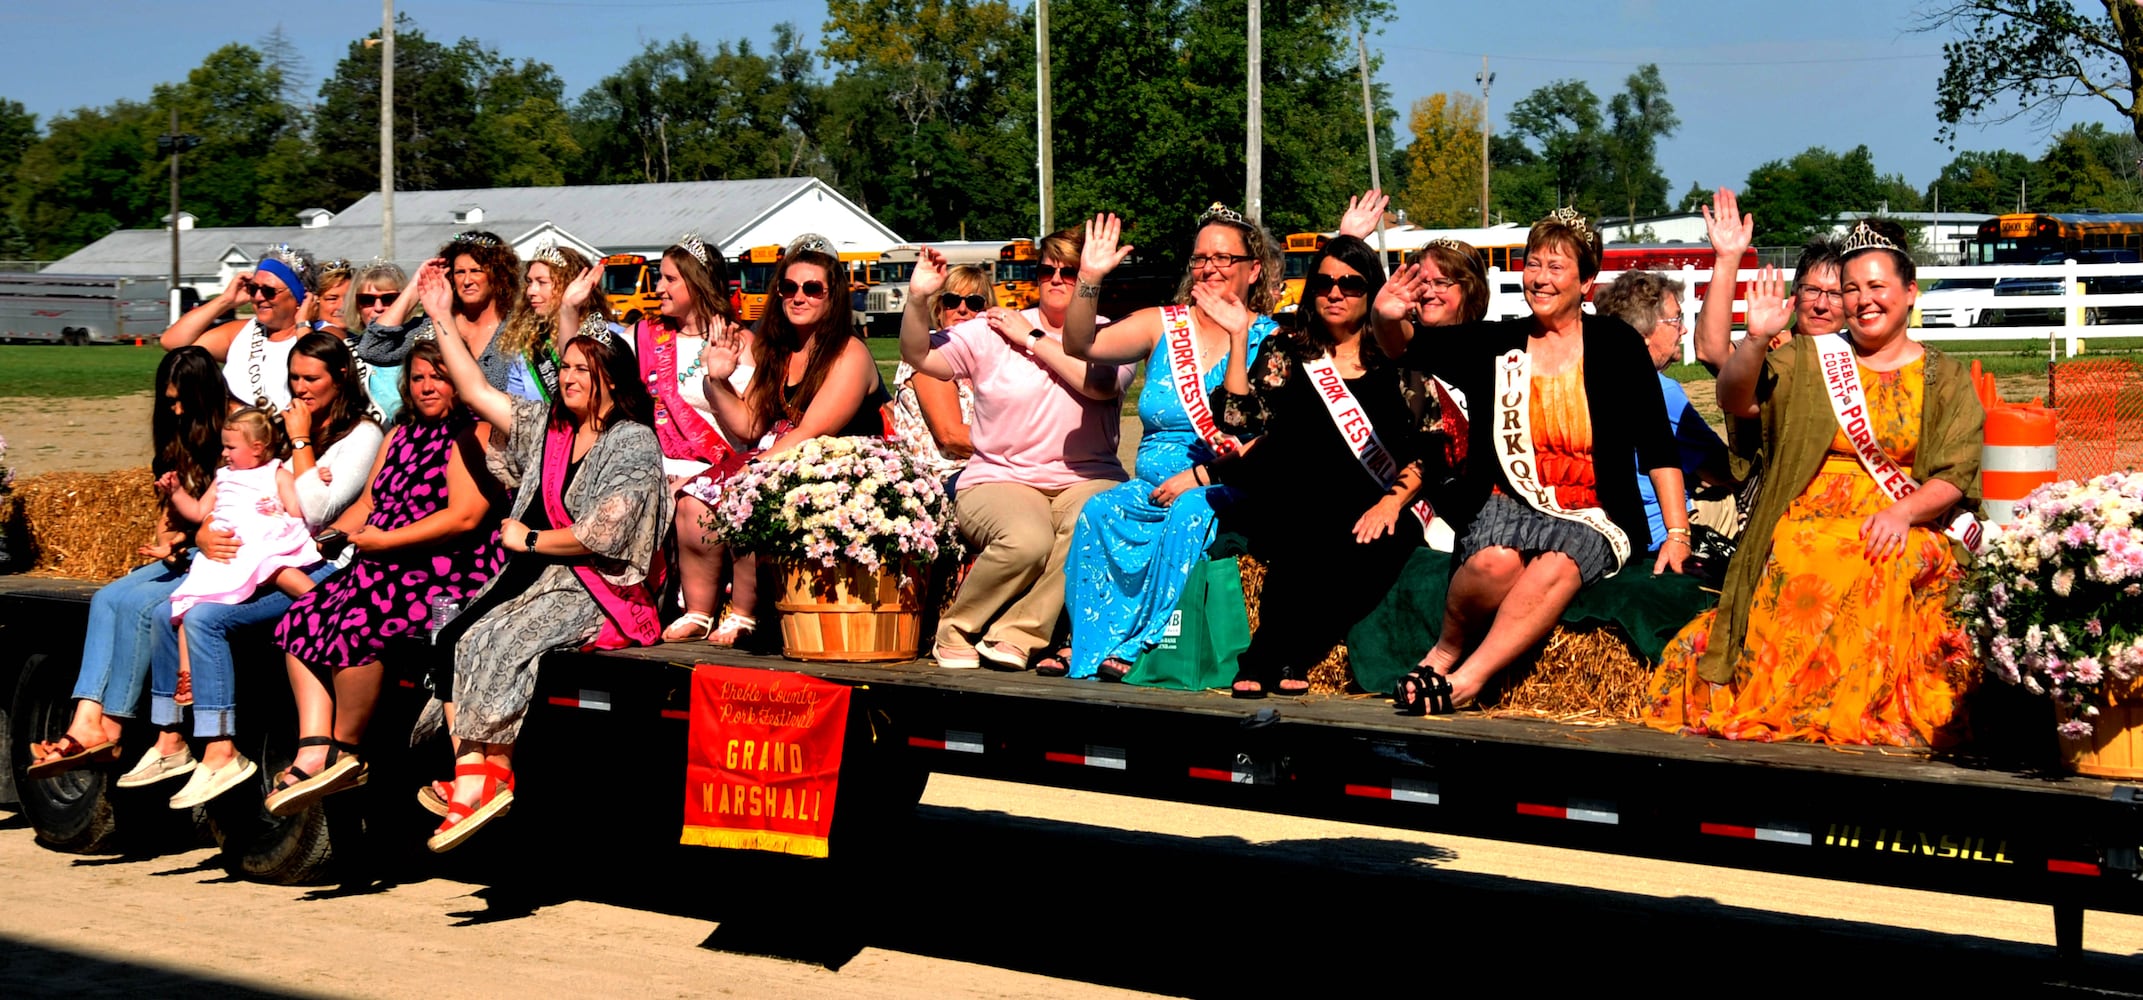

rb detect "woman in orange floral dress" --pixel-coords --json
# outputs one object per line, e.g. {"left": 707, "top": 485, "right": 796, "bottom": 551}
{"left": 1642, "top": 218, "right": 1984, "bottom": 746}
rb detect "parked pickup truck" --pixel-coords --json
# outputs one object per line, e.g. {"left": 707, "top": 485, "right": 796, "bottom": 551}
{"left": 1915, "top": 277, "right": 1997, "bottom": 328}
{"left": 1993, "top": 250, "right": 2143, "bottom": 326}
{"left": 2, "top": 574, "right": 2138, "bottom": 967}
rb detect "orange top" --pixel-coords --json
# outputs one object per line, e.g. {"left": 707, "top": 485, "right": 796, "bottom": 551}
{"left": 1530, "top": 362, "right": 1598, "bottom": 509}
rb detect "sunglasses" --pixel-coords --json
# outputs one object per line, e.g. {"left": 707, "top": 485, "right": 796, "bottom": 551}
{"left": 356, "top": 292, "right": 400, "bottom": 308}
{"left": 1036, "top": 264, "right": 1078, "bottom": 282}
{"left": 940, "top": 293, "right": 988, "bottom": 312}
{"left": 247, "top": 281, "right": 285, "bottom": 300}
{"left": 1305, "top": 273, "right": 1372, "bottom": 298}
{"left": 777, "top": 279, "right": 828, "bottom": 299}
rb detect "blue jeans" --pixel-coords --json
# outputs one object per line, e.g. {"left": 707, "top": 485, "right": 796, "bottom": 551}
{"left": 150, "top": 563, "right": 337, "bottom": 739}
{"left": 71, "top": 561, "right": 188, "bottom": 719}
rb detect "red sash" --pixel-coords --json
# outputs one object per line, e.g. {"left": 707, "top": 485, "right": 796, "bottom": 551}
{"left": 1159, "top": 305, "right": 1238, "bottom": 458}
{"left": 542, "top": 421, "right": 663, "bottom": 649}
{"left": 639, "top": 320, "right": 746, "bottom": 480}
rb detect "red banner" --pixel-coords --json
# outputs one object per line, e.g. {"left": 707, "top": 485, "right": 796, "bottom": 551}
{"left": 681, "top": 663, "right": 851, "bottom": 858}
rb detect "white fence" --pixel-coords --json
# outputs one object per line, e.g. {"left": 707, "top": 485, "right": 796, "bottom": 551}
{"left": 1479, "top": 261, "right": 2143, "bottom": 365}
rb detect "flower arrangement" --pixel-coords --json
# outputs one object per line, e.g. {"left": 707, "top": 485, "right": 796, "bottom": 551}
{"left": 1967, "top": 471, "right": 2143, "bottom": 737}
{"left": 707, "top": 435, "right": 960, "bottom": 573}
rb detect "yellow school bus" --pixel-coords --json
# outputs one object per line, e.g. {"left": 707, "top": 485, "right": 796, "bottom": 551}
{"left": 1277, "top": 232, "right": 1328, "bottom": 313}
{"left": 599, "top": 253, "right": 660, "bottom": 326}
{"left": 734, "top": 245, "right": 784, "bottom": 324}
{"left": 994, "top": 239, "right": 1040, "bottom": 309}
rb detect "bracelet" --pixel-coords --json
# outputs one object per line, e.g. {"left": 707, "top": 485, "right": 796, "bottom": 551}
{"left": 1193, "top": 465, "right": 1208, "bottom": 486}
{"left": 1075, "top": 282, "right": 1102, "bottom": 299}
{"left": 1663, "top": 536, "right": 1691, "bottom": 548}
{"left": 1666, "top": 526, "right": 1691, "bottom": 537}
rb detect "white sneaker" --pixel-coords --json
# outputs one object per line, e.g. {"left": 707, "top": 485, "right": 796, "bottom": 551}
{"left": 168, "top": 754, "right": 257, "bottom": 810}
{"left": 115, "top": 745, "right": 196, "bottom": 788}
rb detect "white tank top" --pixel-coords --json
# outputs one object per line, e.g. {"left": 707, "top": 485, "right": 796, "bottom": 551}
{"left": 220, "top": 322, "right": 299, "bottom": 409}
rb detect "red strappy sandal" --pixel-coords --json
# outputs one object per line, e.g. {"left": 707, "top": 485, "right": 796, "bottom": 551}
{"left": 425, "top": 761, "right": 515, "bottom": 853}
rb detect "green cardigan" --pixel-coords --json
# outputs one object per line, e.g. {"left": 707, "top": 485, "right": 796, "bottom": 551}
{"left": 1697, "top": 335, "right": 1985, "bottom": 684}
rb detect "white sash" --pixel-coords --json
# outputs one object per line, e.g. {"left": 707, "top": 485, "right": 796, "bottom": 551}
{"left": 1302, "top": 355, "right": 1451, "bottom": 549}
{"left": 1492, "top": 349, "right": 1632, "bottom": 573}
{"left": 1159, "top": 305, "right": 1238, "bottom": 459}
{"left": 1812, "top": 334, "right": 1986, "bottom": 555}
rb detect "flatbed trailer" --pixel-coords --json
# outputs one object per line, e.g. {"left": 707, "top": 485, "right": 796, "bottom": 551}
{"left": 2, "top": 574, "right": 2138, "bottom": 964}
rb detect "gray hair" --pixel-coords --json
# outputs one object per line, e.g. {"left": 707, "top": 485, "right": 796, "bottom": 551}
{"left": 1595, "top": 270, "right": 1685, "bottom": 333}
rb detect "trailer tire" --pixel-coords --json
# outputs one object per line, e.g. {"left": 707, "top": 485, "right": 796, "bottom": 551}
{"left": 207, "top": 721, "right": 335, "bottom": 884}
{"left": 62, "top": 328, "right": 87, "bottom": 346}
{"left": 9, "top": 653, "right": 121, "bottom": 853}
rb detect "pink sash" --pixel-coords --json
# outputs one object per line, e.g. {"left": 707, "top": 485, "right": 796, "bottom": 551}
{"left": 542, "top": 421, "right": 663, "bottom": 650}
{"left": 639, "top": 320, "right": 746, "bottom": 480}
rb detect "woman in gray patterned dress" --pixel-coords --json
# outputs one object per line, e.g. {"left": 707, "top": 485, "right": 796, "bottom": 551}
{"left": 414, "top": 257, "right": 670, "bottom": 853}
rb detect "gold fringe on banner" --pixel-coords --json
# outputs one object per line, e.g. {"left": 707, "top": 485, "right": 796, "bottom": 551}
{"left": 680, "top": 824, "right": 830, "bottom": 858}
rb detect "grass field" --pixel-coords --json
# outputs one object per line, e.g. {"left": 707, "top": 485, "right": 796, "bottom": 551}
{"left": 0, "top": 344, "right": 167, "bottom": 398}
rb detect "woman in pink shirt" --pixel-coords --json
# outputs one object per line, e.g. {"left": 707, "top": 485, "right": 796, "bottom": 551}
{"left": 898, "top": 228, "right": 1135, "bottom": 672}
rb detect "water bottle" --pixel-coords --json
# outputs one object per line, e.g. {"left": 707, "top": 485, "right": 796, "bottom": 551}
{"left": 428, "top": 596, "right": 463, "bottom": 646}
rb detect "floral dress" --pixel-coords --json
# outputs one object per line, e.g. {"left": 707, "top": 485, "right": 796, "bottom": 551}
{"left": 275, "top": 408, "right": 505, "bottom": 668}
{"left": 1642, "top": 358, "right": 1975, "bottom": 746}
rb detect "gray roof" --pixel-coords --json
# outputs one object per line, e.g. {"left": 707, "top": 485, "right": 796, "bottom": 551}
{"left": 331, "top": 177, "right": 898, "bottom": 250}
{"left": 45, "top": 221, "right": 585, "bottom": 277}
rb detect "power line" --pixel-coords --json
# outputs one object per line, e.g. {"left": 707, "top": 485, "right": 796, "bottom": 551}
{"left": 1386, "top": 44, "right": 1943, "bottom": 68}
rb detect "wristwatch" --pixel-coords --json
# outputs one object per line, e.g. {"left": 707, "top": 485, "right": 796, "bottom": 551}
{"left": 289, "top": 438, "right": 311, "bottom": 451}
{"left": 524, "top": 529, "right": 539, "bottom": 552}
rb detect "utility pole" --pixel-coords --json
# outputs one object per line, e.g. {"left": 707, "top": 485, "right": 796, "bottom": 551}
{"left": 1477, "top": 56, "right": 1495, "bottom": 227}
{"left": 1037, "top": 0, "right": 1053, "bottom": 235}
{"left": 157, "top": 108, "right": 202, "bottom": 321}
{"left": 1354, "top": 30, "right": 1386, "bottom": 269}
{"left": 1245, "top": 0, "right": 1262, "bottom": 223}
{"left": 380, "top": 0, "right": 395, "bottom": 261}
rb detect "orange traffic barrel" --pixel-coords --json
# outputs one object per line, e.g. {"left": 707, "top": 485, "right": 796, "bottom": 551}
{"left": 1982, "top": 403, "right": 2058, "bottom": 525}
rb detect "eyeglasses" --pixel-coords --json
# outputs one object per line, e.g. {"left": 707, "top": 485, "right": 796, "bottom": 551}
{"left": 1796, "top": 285, "right": 1844, "bottom": 305}
{"left": 1423, "top": 278, "right": 1459, "bottom": 294}
{"left": 777, "top": 279, "right": 828, "bottom": 299}
{"left": 1036, "top": 264, "right": 1078, "bottom": 282}
{"left": 939, "top": 293, "right": 988, "bottom": 313}
{"left": 1657, "top": 314, "right": 1685, "bottom": 329}
{"left": 355, "top": 292, "right": 399, "bottom": 308}
{"left": 247, "top": 281, "right": 285, "bottom": 300}
{"left": 1304, "top": 273, "right": 1371, "bottom": 298}
{"left": 1188, "top": 253, "right": 1256, "bottom": 270}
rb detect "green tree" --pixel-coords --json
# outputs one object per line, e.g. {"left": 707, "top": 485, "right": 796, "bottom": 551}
{"left": 1931, "top": 148, "right": 2037, "bottom": 213}
{"left": 11, "top": 101, "right": 161, "bottom": 258}
{"left": 1500, "top": 79, "right": 1606, "bottom": 221}
{"left": 2036, "top": 121, "right": 2141, "bottom": 210}
{"left": 151, "top": 44, "right": 303, "bottom": 228}
{"left": 1740, "top": 145, "right": 1886, "bottom": 245}
{"left": 571, "top": 28, "right": 822, "bottom": 187}
{"left": 1925, "top": 1, "right": 2143, "bottom": 144}
{"left": 1604, "top": 63, "right": 1678, "bottom": 228}
{"left": 1676, "top": 180, "right": 1708, "bottom": 212}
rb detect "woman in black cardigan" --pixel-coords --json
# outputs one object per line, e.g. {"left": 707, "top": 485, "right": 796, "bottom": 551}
{"left": 1374, "top": 210, "right": 1691, "bottom": 713}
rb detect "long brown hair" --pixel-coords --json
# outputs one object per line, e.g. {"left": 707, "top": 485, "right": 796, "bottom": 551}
{"left": 551, "top": 334, "right": 655, "bottom": 432}
{"left": 438, "top": 230, "right": 523, "bottom": 320}
{"left": 745, "top": 248, "right": 858, "bottom": 425}
{"left": 154, "top": 346, "right": 225, "bottom": 496}
{"left": 290, "top": 332, "right": 372, "bottom": 453}
{"left": 663, "top": 243, "right": 734, "bottom": 332}
{"left": 1411, "top": 241, "right": 1491, "bottom": 325}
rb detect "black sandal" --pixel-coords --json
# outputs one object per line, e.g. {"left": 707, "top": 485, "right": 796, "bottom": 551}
{"left": 1274, "top": 665, "right": 1310, "bottom": 697}
{"left": 264, "top": 737, "right": 368, "bottom": 817}
{"left": 1394, "top": 668, "right": 1456, "bottom": 716}
{"left": 1034, "top": 648, "right": 1073, "bottom": 678}
{"left": 1231, "top": 667, "right": 1268, "bottom": 700}
{"left": 1097, "top": 658, "right": 1132, "bottom": 683}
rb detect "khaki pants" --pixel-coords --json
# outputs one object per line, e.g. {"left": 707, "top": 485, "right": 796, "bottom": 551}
{"left": 941, "top": 478, "right": 1116, "bottom": 655}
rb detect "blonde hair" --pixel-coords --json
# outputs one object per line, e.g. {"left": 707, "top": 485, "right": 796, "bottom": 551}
{"left": 932, "top": 265, "right": 992, "bottom": 327}
{"left": 341, "top": 261, "right": 408, "bottom": 334}
{"left": 225, "top": 406, "right": 284, "bottom": 460}
{"left": 501, "top": 246, "right": 606, "bottom": 360}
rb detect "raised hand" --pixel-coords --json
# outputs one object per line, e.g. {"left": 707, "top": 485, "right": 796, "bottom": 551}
{"left": 565, "top": 262, "right": 602, "bottom": 310}
{"left": 1376, "top": 262, "right": 1427, "bottom": 324}
{"left": 1190, "top": 283, "right": 1252, "bottom": 338}
{"left": 1338, "top": 189, "right": 1390, "bottom": 240}
{"left": 910, "top": 247, "right": 950, "bottom": 299}
{"left": 1744, "top": 264, "right": 1793, "bottom": 346}
{"left": 701, "top": 315, "right": 742, "bottom": 382}
{"left": 1079, "top": 213, "right": 1134, "bottom": 281}
{"left": 1703, "top": 187, "right": 1754, "bottom": 263}
{"left": 218, "top": 270, "right": 256, "bottom": 305}
{"left": 418, "top": 261, "right": 455, "bottom": 320}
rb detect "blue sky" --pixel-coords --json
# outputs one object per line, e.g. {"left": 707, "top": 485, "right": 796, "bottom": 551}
{"left": 3, "top": 0, "right": 2128, "bottom": 205}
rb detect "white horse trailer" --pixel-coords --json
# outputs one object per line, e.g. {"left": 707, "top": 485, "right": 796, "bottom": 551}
{"left": 0, "top": 273, "right": 174, "bottom": 345}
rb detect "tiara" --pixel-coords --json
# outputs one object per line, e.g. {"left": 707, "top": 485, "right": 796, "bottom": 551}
{"left": 1841, "top": 220, "right": 1903, "bottom": 256}
{"left": 786, "top": 232, "right": 835, "bottom": 256}
{"left": 677, "top": 233, "right": 710, "bottom": 266}
{"left": 1545, "top": 207, "right": 1593, "bottom": 246}
{"left": 532, "top": 243, "right": 570, "bottom": 268}
{"left": 1198, "top": 202, "right": 1246, "bottom": 226}
{"left": 316, "top": 258, "right": 352, "bottom": 276}
{"left": 264, "top": 243, "right": 308, "bottom": 274}
{"left": 450, "top": 232, "right": 500, "bottom": 248}
{"left": 576, "top": 311, "right": 614, "bottom": 347}
{"left": 1425, "top": 238, "right": 1468, "bottom": 252}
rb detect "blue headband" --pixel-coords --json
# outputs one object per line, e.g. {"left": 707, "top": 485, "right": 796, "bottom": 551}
{"left": 254, "top": 258, "right": 306, "bottom": 307}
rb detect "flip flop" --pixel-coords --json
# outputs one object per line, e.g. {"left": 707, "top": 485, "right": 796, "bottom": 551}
{"left": 26, "top": 735, "right": 120, "bottom": 780}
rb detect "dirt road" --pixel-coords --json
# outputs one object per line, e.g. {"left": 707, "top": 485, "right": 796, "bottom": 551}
{"left": 0, "top": 394, "right": 152, "bottom": 478}
{"left": 2, "top": 774, "right": 2136, "bottom": 998}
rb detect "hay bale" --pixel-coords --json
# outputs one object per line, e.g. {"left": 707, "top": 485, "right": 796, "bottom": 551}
{"left": 8, "top": 468, "right": 160, "bottom": 581}
{"left": 1487, "top": 624, "right": 1653, "bottom": 721}
{"left": 1238, "top": 553, "right": 1266, "bottom": 635}
{"left": 1307, "top": 643, "right": 1350, "bottom": 694}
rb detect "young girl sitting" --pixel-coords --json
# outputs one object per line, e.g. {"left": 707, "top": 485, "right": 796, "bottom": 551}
{"left": 165, "top": 409, "right": 325, "bottom": 700}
